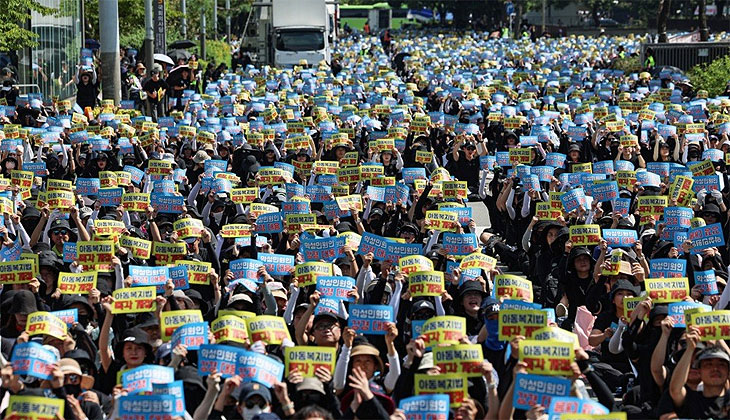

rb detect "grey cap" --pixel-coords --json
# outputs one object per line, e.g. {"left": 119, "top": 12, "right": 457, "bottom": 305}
{"left": 694, "top": 347, "right": 730, "bottom": 368}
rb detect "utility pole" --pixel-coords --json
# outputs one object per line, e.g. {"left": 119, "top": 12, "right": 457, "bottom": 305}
{"left": 144, "top": 0, "right": 154, "bottom": 70}
{"left": 226, "top": 0, "right": 231, "bottom": 41}
{"left": 541, "top": 0, "right": 546, "bottom": 34}
{"left": 201, "top": 13, "right": 207, "bottom": 59}
{"left": 99, "top": 0, "right": 121, "bottom": 104}
{"left": 213, "top": 0, "right": 217, "bottom": 39}
{"left": 181, "top": 0, "right": 187, "bottom": 37}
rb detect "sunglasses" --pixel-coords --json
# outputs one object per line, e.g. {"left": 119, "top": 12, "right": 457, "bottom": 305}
{"left": 314, "top": 322, "right": 338, "bottom": 331}
{"left": 52, "top": 229, "right": 69, "bottom": 235}
{"left": 245, "top": 400, "right": 266, "bottom": 409}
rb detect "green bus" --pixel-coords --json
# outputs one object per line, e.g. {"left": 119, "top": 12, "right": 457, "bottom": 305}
{"left": 339, "top": 2, "right": 421, "bottom": 31}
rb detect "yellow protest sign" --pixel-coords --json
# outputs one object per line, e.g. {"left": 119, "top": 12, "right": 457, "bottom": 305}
{"left": 219, "top": 223, "right": 252, "bottom": 238}
{"left": 284, "top": 346, "right": 337, "bottom": 377}
{"left": 536, "top": 202, "right": 562, "bottom": 220}
{"left": 420, "top": 316, "right": 466, "bottom": 346}
{"left": 77, "top": 240, "right": 114, "bottom": 265}
{"left": 122, "top": 193, "right": 150, "bottom": 212}
{"left": 295, "top": 262, "right": 332, "bottom": 287}
{"left": 509, "top": 148, "right": 532, "bottom": 165}
{"left": 285, "top": 213, "right": 317, "bottom": 233}
{"left": 99, "top": 171, "right": 118, "bottom": 188}
{"left": 93, "top": 219, "right": 126, "bottom": 236}
{"left": 414, "top": 373, "right": 468, "bottom": 407}
{"left": 246, "top": 315, "right": 292, "bottom": 345}
{"left": 645, "top": 277, "right": 688, "bottom": 303}
{"left": 637, "top": 196, "right": 668, "bottom": 216}
{"left": 687, "top": 310, "right": 730, "bottom": 341}
{"left": 46, "top": 190, "right": 74, "bottom": 210}
{"left": 433, "top": 344, "right": 484, "bottom": 377}
{"left": 11, "top": 170, "right": 34, "bottom": 190}
{"left": 689, "top": 159, "right": 715, "bottom": 177}
{"left": 47, "top": 179, "right": 71, "bottom": 191}
{"left": 58, "top": 271, "right": 97, "bottom": 294}
{"left": 409, "top": 271, "right": 445, "bottom": 297}
{"left": 442, "top": 181, "right": 468, "bottom": 200}
{"left": 211, "top": 315, "right": 249, "bottom": 344}
{"left": 399, "top": 255, "right": 434, "bottom": 275}
{"left": 669, "top": 175, "right": 694, "bottom": 207}
{"left": 174, "top": 218, "right": 204, "bottom": 238}
{"left": 623, "top": 296, "right": 644, "bottom": 320}
{"left": 498, "top": 309, "right": 548, "bottom": 341}
{"left": 119, "top": 235, "right": 152, "bottom": 259}
{"left": 425, "top": 210, "right": 459, "bottom": 232}
{"left": 176, "top": 260, "right": 211, "bottom": 285}
{"left": 495, "top": 274, "right": 533, "bottom": 301}
{"left": 415, "top": 150, "right": 432, "bottom": 164}
{"left": 371, "top": 176, "right": 395, "bottom": 187}
{"left": 231, "top": 188, "right": 258, "bottom": 204}
{"left": 532, "top": 326, "right": 580, "bottom": 350}
{"left": 568, "top": 225, "right": 601, "bottom": 246}
{"left": 335, "top": 194, "right": 363, "bottom": 211}
{"left": 616, "top": 170, "right": 636, "bottom": 189}
{"left": 0, "top": 259, "right": 36, "bottom": 284}
{"left": 312, "top": 160, "right": 340, "bottom": 175}
{"left": 337, "top": 167, "right": 361, "bottom": 184}
{"left": 459, "top": 252, "right": 497, "bottom": 271}
{"left": 160, "top": 310, "right": 204, "bottom": 341}
{"left": 26, "top": 311, "right": 67, "bottom": 339}
{"left": 112, "top": 286, "right": 157, "bottom": 314}
{"left": 8, "top": 395, "right": 65, "bottom": 420}
{"left": 519, "top": 339, "right": 574, "bottom": 376}
{"left": 250, "top": 203, "right": 279, "bottom": 218}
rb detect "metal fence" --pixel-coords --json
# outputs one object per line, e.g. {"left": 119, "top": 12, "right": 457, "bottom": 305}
{"left": 641, "top": 42, "right": 730, "bottom": 71}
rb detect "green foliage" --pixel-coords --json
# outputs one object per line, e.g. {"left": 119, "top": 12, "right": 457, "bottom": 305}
{"left": 0, "top": 0, "right": 56, "bottom": 50}
{"left": 199, "top": 40, "right": 231, "bottom": 67}
{"left": 612, "top": 56, "right": 641, "bottom": 73}
{"left": 688, "top": 55, "right": 730, "bottom": 97}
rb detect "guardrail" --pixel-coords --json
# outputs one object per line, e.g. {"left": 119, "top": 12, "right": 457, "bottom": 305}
{"left": 640, "top": 42, "right": 730, "bottom": 71}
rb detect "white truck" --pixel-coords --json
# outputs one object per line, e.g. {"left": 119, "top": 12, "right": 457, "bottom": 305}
{"left": 244, "top": 0, "right": 336, "bottom": 68}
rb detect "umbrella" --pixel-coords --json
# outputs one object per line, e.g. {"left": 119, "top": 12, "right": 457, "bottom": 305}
{"left": 154, "top": 53, "right": 174, "bottom": 66}
{"left": 166, "top": 65, "right": 190, "bottom": 85}
{"left": 168, "top": 49, "right": 192, "bottom": 64}
{"left": 168, "top": 40, "right": 196, "bottom": 50}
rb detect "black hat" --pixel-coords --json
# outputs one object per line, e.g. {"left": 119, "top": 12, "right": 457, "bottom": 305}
{"left": 114, "top": 328, "right": 153, "bottom": 361}
{"left": 184, "top": 289, "right": 210, "bottom": 314}
{"left": 411, "top": 299, "right": 435, "bottom": 314}
{"left": 10, "top": 290, "right": 37, "bottom": 315}
{"left": 399, "top": 223, "right": 420, "bottom": 236}
{"left": 38, "top": 250, "right": 61, "bottom": 273}
{"left": 233, "top": 381, "right": 272, "bottom": 402}
{"left": 64, "top": 348, "right": 95, "bottom": 374}
{"left": 482, "top": 297, "right": 500, "bottom": 317}
{"left": 702, "top": 203, "right": 721, "bottom": 217}
{"left": 649, "top": 303, "right": 669, "bottom": 320}
{"left": 46, "top": 218, "right": 75, "bottom": 241}
{"left": 62, "top": 294, "right": 93, "bottom": 317}
{"left": 568, "top": 143, "right": 581, "bottom": 153}
{"left": 459, "top": 280, "right": 487, "bottom": 299}
{"left": 176, "top": 365, "right": 206, "bottom": 391}
{"left": 610, "top": 279, "right": 639, "bottom": 301}
{"left": 312, "top": 311, "right": 340, "bottom": 328}
{"left": 21, "top": 207, "right": 41, "bottom": 221}
{"left": 135, "top": 312, "right": 160, "bottom": 329}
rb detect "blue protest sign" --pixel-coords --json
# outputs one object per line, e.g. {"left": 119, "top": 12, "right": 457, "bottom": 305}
{"left": 259, "top": 253, "right": 295, "bottom": 276}
{"left": 171, "top": 322, "right": 209, "bottom": 350}
{"left": 615, "top": 160, "right": 635, "bottom": 171}
{"left": 548, "top": 396, "right": 609, "bottom": 417}
{"left": 151, "top": 381, "right": 186, "bottom": 415}
{"left": 50, "top": 308, "right": 78, "bottom": 327}
{"left": 602, "top": 229, "right": 637, "bottom": 248}
{"left": 545, "top": 153, "right": 566, "bottom": 168}
{"left": 647, "top": 162, "right": 670, "bottom": 178}
{"left": 305, "top": 185, "right": 332, "bottom": 203}
{"left": 692, "top": 175, "right": 720, "bottom": 193}
{"left": 121, "top": 365, "right": 175, "bottom": 394}
{"left": 150, "top": 193, "right": 184, "bottom": 213}
{"left": 119, "top": 394, "right": 184, "bottom": 419}
{"left": 560, "top": 188, "right": 585, "bottom": 213}
{"left": 10, "top": 342, "right": 58, "bottom": 380}
{"left": 357, "top": 232, "right": 389, "bottom": 260}
{"left": 282, "top": 201, "right": 311, "bottom": 215}
{"left": 256, "top": 212, "right": 284, "bottom": 233}
{"left": 76, "top": 178, "right": 100, "bottom": 195}
{"left": 636, "top": 171, "right": 661, "bottom": 188}
{"left": 317, "top": 276, "right": 356, "bottom": 301}
{"left": 348, "top": 304, "right": 394, "bottom": 335}
{"left": 129, "top": 265, "right": 168, "bottom": 287}
{"left": 590, "top": 180, "right": 618, "bottom": 202}
{"left": 592, "top": 161, "right": 615, "bottom": 175}
{"left": 300, "top": 235, "right": 345, "bottom": 262}
{"left": 22, "top": 162, "right": 46, "bottom": 177}
{"left": 442, "top": 233, "right": 479, "bottom": 256}
{"left": 385, "top": 241, "right": 423, "bottom": 262}
{"left": 695, "top": 270, "right": 718, "bottom": 295}
{"left": 399, "top": 395, "right": 450, "bottom": 420}
{"left": 664, "top": 207, "right": 693, "bottom": 229}
{"left": 512, "top": 373, "right": 571, "bottom": 410}
{"left": 198, "top": 344, "right": 245, "bottom": 378}
{"left": 668, "top": 301, "right": 712, "bottom": 328}
{"left": 235, "top": 350, "right": 285, "bottom": 388}
{"left": 229, "top": 258, "right": 264, "bottom": 282}
{"left": 689, "top": 223, "right": 725, "bottom": 253}
{"left": 97, "top": 187, "right": 123, "bottom": 207}
{"left": 650, "top": 258, "right": 687, "bottom": 278}
{"left": 613, "top": 198, "right": 631, "bottom": 217}
{"left": 403, "top": 168, "right": 427, "bottom": 183}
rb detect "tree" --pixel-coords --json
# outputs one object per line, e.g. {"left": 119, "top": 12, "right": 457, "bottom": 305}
{"left": 0, "top": 0, "right": 55, "bottom": 50}
{"left": 657, "top": 0, "right": 671, "bottom": 42}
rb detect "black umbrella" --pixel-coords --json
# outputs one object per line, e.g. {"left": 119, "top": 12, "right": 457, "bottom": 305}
{"left": 168, "top": 49, "right": 192, "bottom": 64}
{"left": 168, "top": 40, "right": 196, "bottom": 50}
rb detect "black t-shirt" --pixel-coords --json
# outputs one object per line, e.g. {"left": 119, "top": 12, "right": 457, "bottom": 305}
{"left": 593, "top": 311, "right": 628, "bottom": 366}
{"left": 453, "top": 151, "right": 480, "bottom": 189}
{"left": 143, "top": 78, "right": 169, "bottom": 103}
{"left": 677, "top": 387, "right": 730, "bottom": 419}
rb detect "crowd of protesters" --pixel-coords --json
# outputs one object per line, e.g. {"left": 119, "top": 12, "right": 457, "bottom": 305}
{"left": 1, "top": 28, "right": 730, "bottom": 420}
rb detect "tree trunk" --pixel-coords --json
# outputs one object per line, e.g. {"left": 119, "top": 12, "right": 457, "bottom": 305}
{"left": 698, "top": 0, "right": 709, "bottom": 41}
{"left": 657, "top": 0, "right": 671, "bottom": 42}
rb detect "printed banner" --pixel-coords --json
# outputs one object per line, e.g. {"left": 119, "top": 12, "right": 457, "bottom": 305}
{"left": 687, "top": 310, "right": 730, "bottom": 341}
{"left": 76, "top": 240, "right": 114, "bottom": 266}
{"left": 112, "top": 286, "right": 157, "bottom": 314}
{"left": 645, "top": 277, "right": 689, "bottom": 303}
{"left": 7, "top": 395, "right": 64, "bottom": 420}
{"left": 568, "top": 225, "right": 601, "bottom": 246}
{"left": 58, "top": 271, "right": 97, "bottom": 294}
{"left": 499, "top": 309, "right": 548, "bottom": 341}
{"left": 602, "top": 229, "right": 637, "bottom": 248}
{"left": 0, "top": 259, "right": 36, "bottom": 284}
{"left": 160, "top": 310, "right": 204, "bottom": 341}
{"left": 512, "top": 373, "right": 571, "bottom": 411}
{"left": 171, "top": 322, "right": 209, "bottom": 350}
{"left": 519, "top": 339, "right": 574, "bottom": 376}
{"left": 409, "top": 271, "right": 445, "bottom": 297}
{"left": 495, "top": 274, "right": 534, "bottom": 301}
{"left": 433, "top": 344, "right": 484, "bottom": 377}
{"left": 10, "top": 342, "right": 58, "bottom": 380}
{"left": 245, "top": 315, "right": 292, "bottom": 345}
{"left": 689, "top": 223, "right": 725, "bottom": 252}
{"left": 348, "top": 304, "right": 395, "bottom": 335}
{"left": 284, "top": 346, "right": 337, "bottom": 377}
{"left": 211, "top": 315, "right": 249, "bottom": 344}
{"left": 420, "top": 316, "right": 467, "bottom": 347}
{"left": 414, "top": 373, "right": 468, "bottom": 407}
{"left": 399, "top": 395, "right": 450, "bottom": 420}
{"left": 26, "top": 311, "right": 67, "bottom": 339}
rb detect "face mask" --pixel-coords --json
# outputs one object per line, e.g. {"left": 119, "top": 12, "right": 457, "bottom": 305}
{"left": 242, "top": 406, "right": 267, "bottom": 420}
{"left": 212, "top": 211, "right": 224, "bottom": 224}
{"left": 485, "top": 318, "right": 505, "bottom": 351}
{"left": 77, "top": 314, "right": 90, "bottom": 328}
{"left": 64, "top": 384, "right": 81, "bottom": 396}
